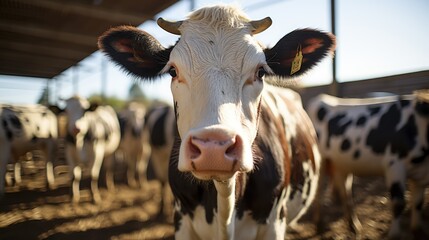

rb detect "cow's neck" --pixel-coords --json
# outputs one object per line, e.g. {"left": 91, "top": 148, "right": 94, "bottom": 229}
{"left": 213, "top": 178, "right": 236, "bottom": 240}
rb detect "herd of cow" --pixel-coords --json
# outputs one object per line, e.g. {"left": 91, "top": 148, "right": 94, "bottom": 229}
{"left": 1, "top": 4, "right": 428, "bottom": 240}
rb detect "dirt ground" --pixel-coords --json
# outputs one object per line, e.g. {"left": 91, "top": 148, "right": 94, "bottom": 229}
{"left": 1, "top": 160, "right": 428, "bottom": 240}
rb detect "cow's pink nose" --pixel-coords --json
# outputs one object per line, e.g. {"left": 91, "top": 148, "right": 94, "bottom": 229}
{"left": 182, "top": 129, "right": 243, "bottom": 173}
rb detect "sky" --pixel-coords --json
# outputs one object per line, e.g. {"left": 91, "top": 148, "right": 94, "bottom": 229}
{"left": 0, "top": 0, "right": 428, "bottom": 104}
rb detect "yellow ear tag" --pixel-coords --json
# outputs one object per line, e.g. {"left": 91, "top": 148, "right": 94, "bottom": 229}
{"left": 290, "top": 45, "right": 303, "bottom": 75}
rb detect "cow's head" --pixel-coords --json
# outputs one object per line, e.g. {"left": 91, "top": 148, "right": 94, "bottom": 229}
{"left": 63, "top": 96, "right": 98, "bottom": 137}
{"left": 99, "top": 5, "right": 335, "bottom": 182}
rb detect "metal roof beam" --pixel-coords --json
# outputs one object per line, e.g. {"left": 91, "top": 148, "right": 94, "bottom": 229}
{"left": 0, "top": 22, "right": 96, "bottom": 47}
{"left": 13, "top": 0, "right": 151, "bottom": 25}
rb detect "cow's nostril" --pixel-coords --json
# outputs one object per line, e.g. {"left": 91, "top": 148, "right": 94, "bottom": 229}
{"left": 225, "top": 137, "right": 237, "bottom": 155}
{"left": 189, "top": 138, "right": 202, "bottom": 159}
{"left": 225, "top": 136, "right": 241, "bottom": 159}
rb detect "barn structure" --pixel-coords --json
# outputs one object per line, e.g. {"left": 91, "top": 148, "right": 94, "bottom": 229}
{"left": 0, "top": 0, "right": 178, "bottom": 78}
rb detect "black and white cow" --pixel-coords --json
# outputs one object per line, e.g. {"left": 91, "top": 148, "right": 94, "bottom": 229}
{"left": 307, "top": 91, "right": 429, "bottom": 238}
{"left": 144, "top": 103, "right": 176, "bottom": 217}
{"left": 117, "top": 101, "right": 147, "bottom": 188}
{"left": 99, "top": 4, "right": 335, "bottom": 239}
{"left": 0, "top": 104, "right": 58, "bottom": 197}
{"left": 62, "top": 96, "right": 120, "bottom": 203}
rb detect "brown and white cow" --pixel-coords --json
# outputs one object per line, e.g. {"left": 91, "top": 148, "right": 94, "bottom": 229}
{"left": 117, "top": 101, "right": 147, "bottom": 188}
{"left": 0, "top": 104, "right": 58, "bottom": 198}
{"left": 307, "top": 91, "right": 429, "bottom": 238}
{"left": 99, "top": 4, "right": 334, "bottom": 239}
{"left": 62, "top": 96, "right": 120, "bottom": 203}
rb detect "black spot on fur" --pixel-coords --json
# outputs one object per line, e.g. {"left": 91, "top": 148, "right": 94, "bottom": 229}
{"left": 411, "top": 147, "right": 429, "bottom": 164}
{"left": 368, "top": 106, "right": 381, "bottom": 116}
{"left": 327, "top": 114, "right": 352, "bottom": 148}
{"left": 366, "top": 104, "right": 417, "bottom": 158}
{"left": 415, "top": 101, "right": 429, "bottom": 117}
{"left": 31, "top": 135, "right": 38, "bottom": 142}
{"left": 353, "top": 150, "right": 360, "bottom": 159}
{"left": 340, "top": 139, "right": 351, "bottom": 151}
{"left": 317, "top": 106, "right": 327, "bottom": 121}
{"left": 356, "top": 115, "right": 367, "bottom": 126}
{"left": 9, "top": 115, "right": 22, "bottom": 129}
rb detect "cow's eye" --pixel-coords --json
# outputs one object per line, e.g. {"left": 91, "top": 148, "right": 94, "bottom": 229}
{"left": 169, "top": 67, "right": 177, "bottom": 78}
{"left": 257, "top": 67, "right": 266, "bottom": 79}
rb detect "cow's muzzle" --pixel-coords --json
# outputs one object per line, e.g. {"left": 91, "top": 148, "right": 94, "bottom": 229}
{"left": 179, "top": 126, "right": 248, "bottom": 180}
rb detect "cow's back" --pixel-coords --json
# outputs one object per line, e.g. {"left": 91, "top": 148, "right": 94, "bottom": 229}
{"left": 307, "top": 94, "right": 429, "bottom": 177}
{"left": 0, "top": 104, "right": 58, "bottom": 154}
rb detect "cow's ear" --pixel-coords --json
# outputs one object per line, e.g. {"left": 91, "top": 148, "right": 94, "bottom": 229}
{"left": 98, "top": 26, "right": 173, "bottom": 80}
{"left": 265, "top": 29, "right": 335, "bottom": 78}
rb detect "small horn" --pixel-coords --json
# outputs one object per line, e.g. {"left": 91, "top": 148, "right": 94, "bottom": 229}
{"left": 157, "top": 17, "right": 183, "bottom": 35}
{"left": 250, "top": 17, "right": 272, "bottom": 34}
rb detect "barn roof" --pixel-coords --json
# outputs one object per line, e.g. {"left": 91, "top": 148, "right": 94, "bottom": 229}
{"left": 0, "top": 0, "right": 178, "bottom": 79}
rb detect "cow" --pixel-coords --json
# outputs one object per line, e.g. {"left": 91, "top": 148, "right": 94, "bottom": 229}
{"left": 143, "top": 102, "right": 176, "bottom": 218}
{"left": 116, "top": 101, "right": 147, "bottom": 188}
{"left": 0, "top": 104, "right": 58, "bottom": 198}
{"left": 307, "top": 91, "right": 429, "bottom": 239}
{"left": 98, "top": 4, "right": 335, "bottom": 239}
{"left": 62, "top": 96, "right": 121, "bottom": 203}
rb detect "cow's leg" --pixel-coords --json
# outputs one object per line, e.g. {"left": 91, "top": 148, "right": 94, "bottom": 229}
{"left": 14, "top": 161, "right": 22, "bottom": 186}
{"left": 45, "top": 139, "right": 57, "bottom": 190}
{"left": 332, "top": 171, "right": 362, "bottom": 235}
{"left": 385, "top": 160, "right": 406, "bottom": 239}
{"left": 66, "top": 144, "right": 81, "bottom": 203}
{"left": 158, "top": 181, "right": 166, "bottom": 218}
{"left": 409, "top": 180, "right": 425, "bottom": 234}
{"left": 90, "top": 144, "right": 105, "bottom": 204}
{"left": 72, "top": 165, "right": 82, "bottom": 203}
{"left": 136, "top": 149, "right": 148, "bottom": 189}
{"left": 0, "top": 144, "right": 11, "bottom": 198}
{"left": 104, "top": 154, "right": 115, "bottom": 192}
{"left": 126, "top": 152, "right": 138, "bottom": 188}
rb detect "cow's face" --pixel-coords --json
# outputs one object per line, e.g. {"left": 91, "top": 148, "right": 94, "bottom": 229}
{"left": 98, "top": 5, "right": 335, "bottom": 181}
{"left": 165, "top": 12, "right": 268, "bottom": 180}
{"left": 64, "top": 97, "right": 96, "bottom": 137}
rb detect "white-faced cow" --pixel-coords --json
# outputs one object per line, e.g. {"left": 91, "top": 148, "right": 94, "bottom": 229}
{"left": 0, "top": 104, "right": 57, "bottom": 198}
{"left": 144, "top": 103, "right": 176, "bottom": 217}
{"left": 307, "top": 91, "right": 429, "bottom": 238}
{"left": 63, "top": 96, "right": 120, "bottom": 203}
{"left": 117, "top": 101, "right": 147, "bottom": 188}
{"left": 99, "top": 5, "right": 335, "bottom": 239}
